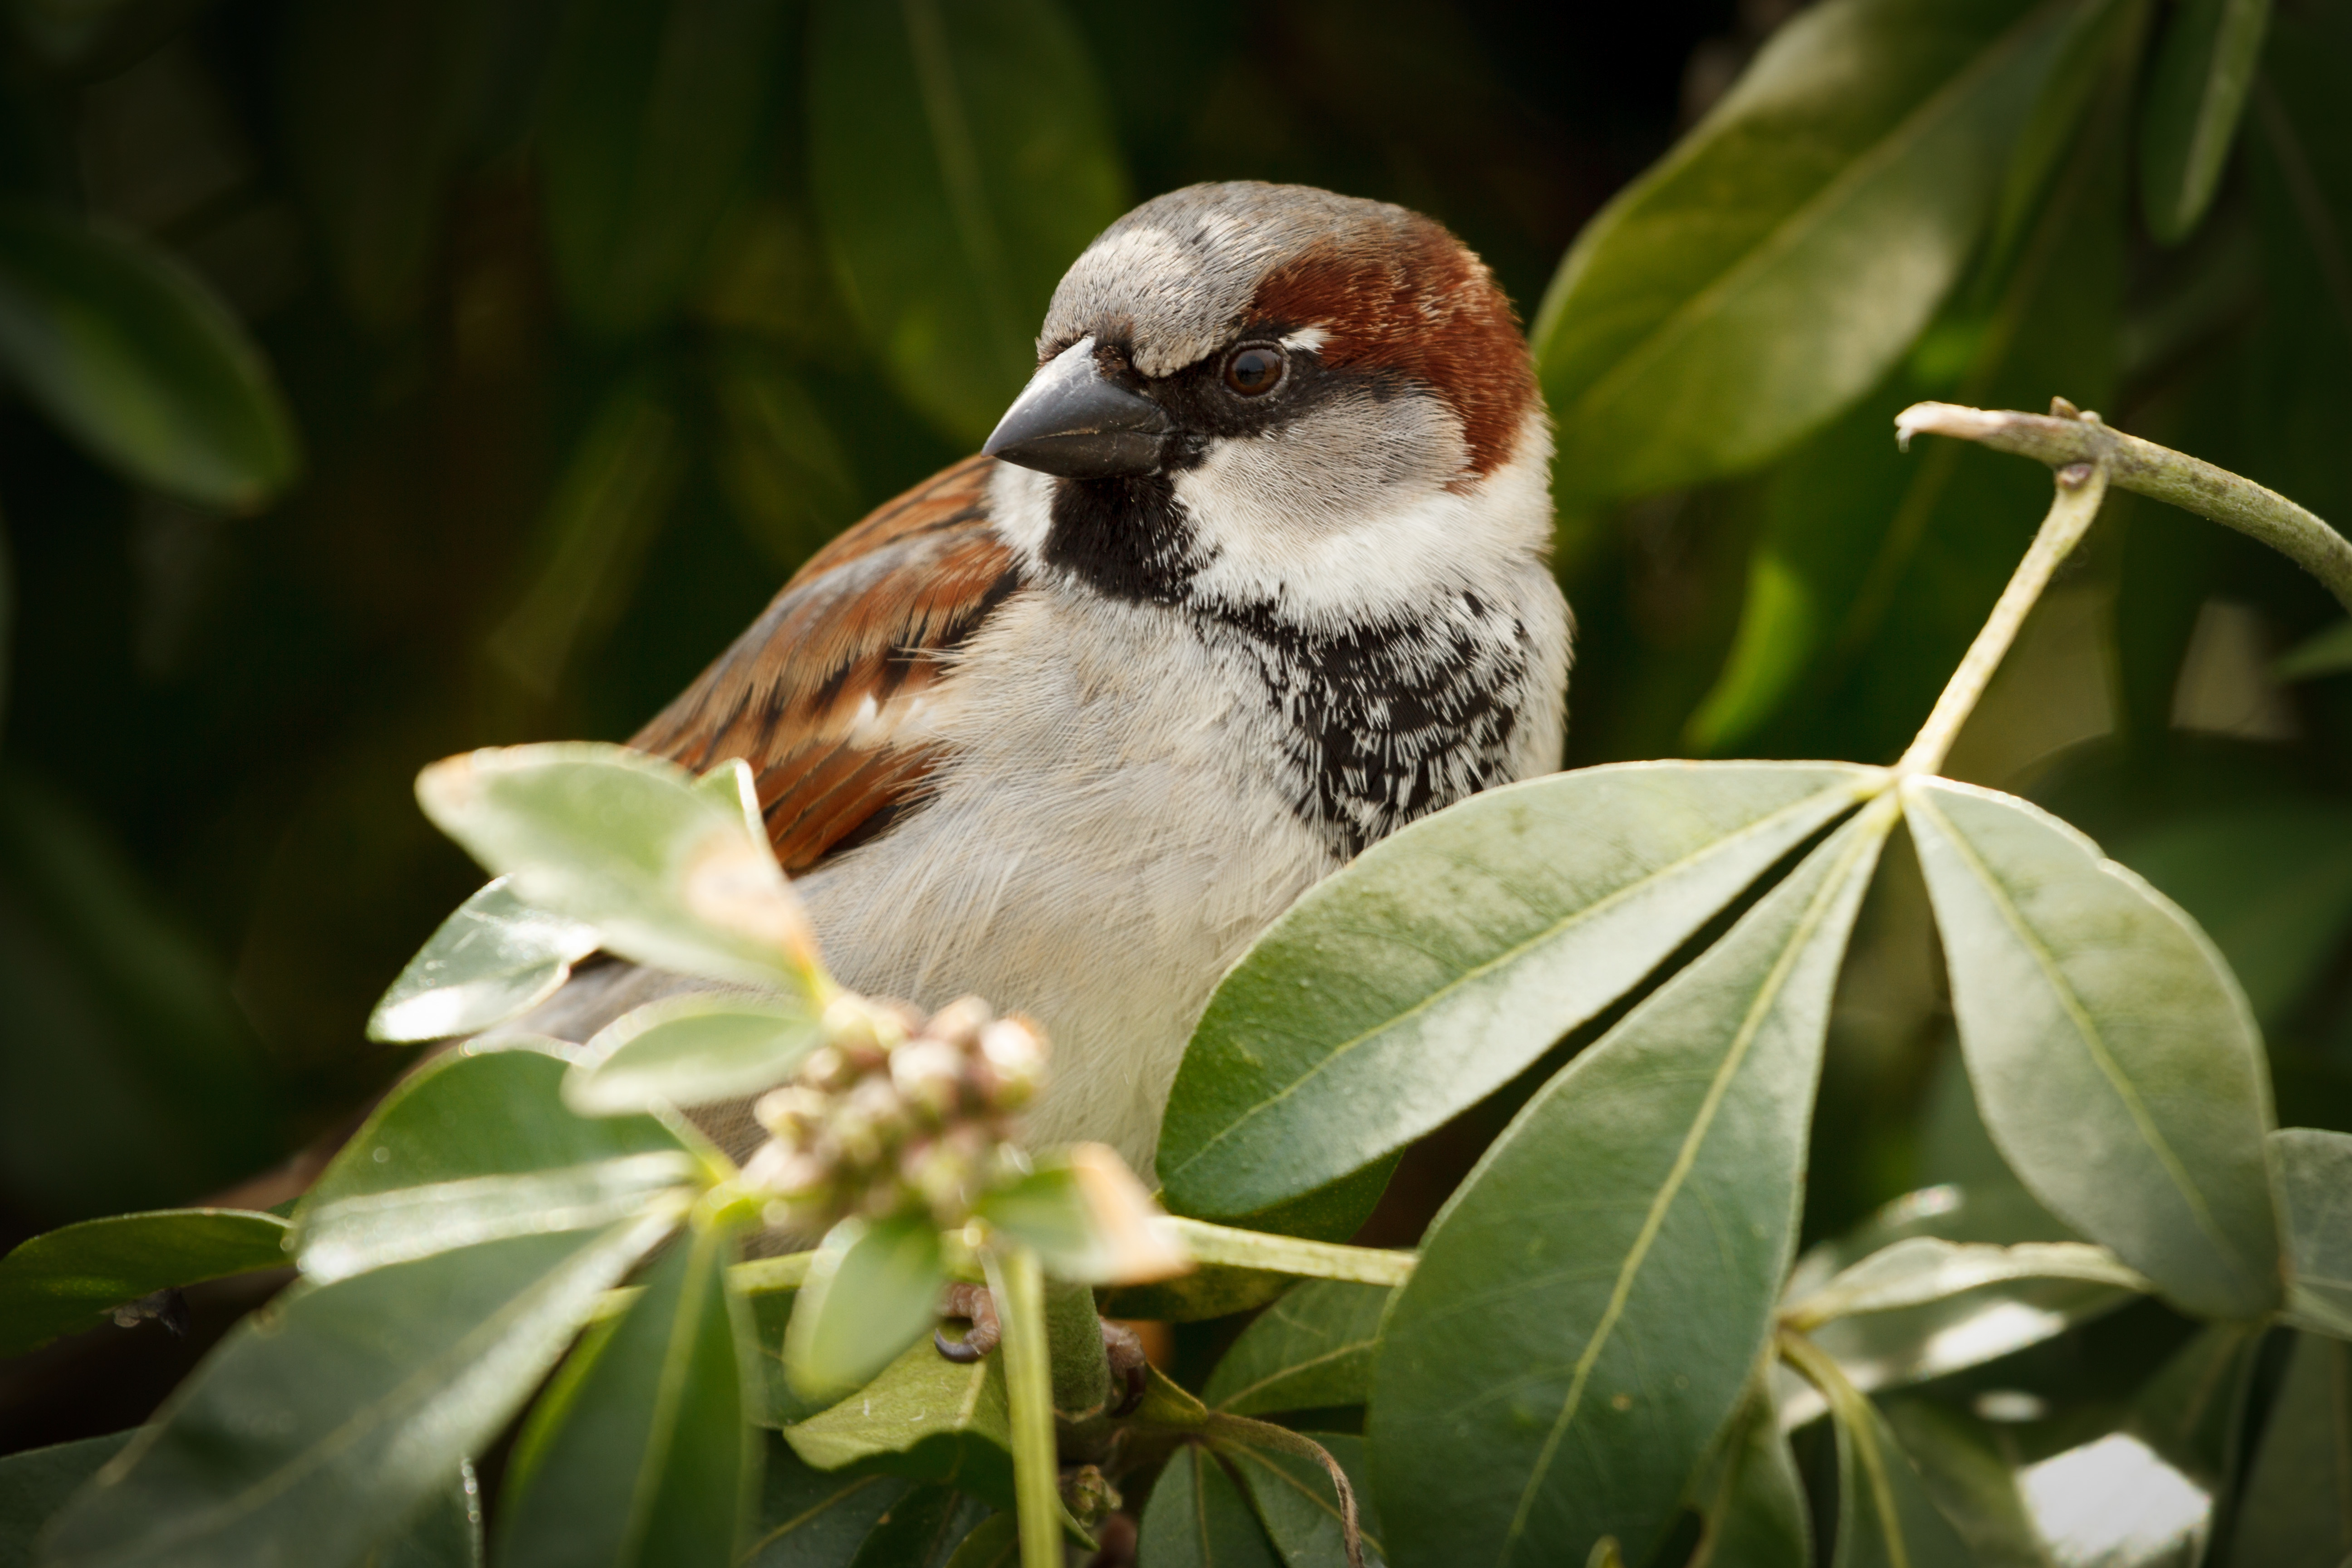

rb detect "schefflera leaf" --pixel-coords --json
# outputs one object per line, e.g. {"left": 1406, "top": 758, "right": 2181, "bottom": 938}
{"left": 40, "top": 1208, "right": 681, "bottom": 1568}
{"left": 1160, "top": 762, "right": 1886, "bottom": 1220}
{"left": 368, "top": 877, "right": 600, "bottom": 1044}
{"left": 564, "top": 992, "right": 821, "bottom": 1116}
{"left": 1530, "top": 0, "right": 2078, "bottom": 501}
{"left": 1370, "top": 797, "right": 1897, "bottom": 1566}
{"left": 784, "top": 1213, "right": 947, "bottom": 1400}
{"left": 498, "top": 1222, "right": 757, "bottom": 1568}
{"left": 2271, "top": 1127, "right": 2352, "bottom": 1336}
{"left": 0, "top": 1208, "right": 288, "bottom": 1357}
{"left": 2136, "top": 0, "right": 2273, "bottom": 245}
{"left": 1138, "top": 1445, "right": 1280, "bottom": 1568}
{"left": 1901, "top": 777, "right": 2283, "bottom": 1320}
{"left": 1202, "top": 1279, "right": 1393, "bottom": 1418}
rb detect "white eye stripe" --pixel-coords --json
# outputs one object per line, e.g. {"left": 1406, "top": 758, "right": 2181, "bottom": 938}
{"left": 1279, "top": 325, "right": 1329, "bottom": 353}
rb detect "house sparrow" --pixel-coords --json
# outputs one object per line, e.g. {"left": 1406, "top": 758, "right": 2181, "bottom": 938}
{"left": 519, "top": 181, "right": 1570, "bottom": 1182}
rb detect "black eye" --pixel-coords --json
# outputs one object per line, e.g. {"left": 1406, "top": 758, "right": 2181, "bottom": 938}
{"left": 1223, "top": 344, "right": 1286, "bottom": 397}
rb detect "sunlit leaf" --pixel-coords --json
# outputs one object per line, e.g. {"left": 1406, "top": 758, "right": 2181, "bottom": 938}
{"left": 0, "top": 212, "right": 298, "bottom": 509}
{"left": 498, "top": 1222, "right": 756, "bottom": 1568}
{"left": 367, "top": 878, "right": 601, "bottom": 1044}
{"left": 2231, "top": 1332, "right": 2352, "bottom": 1566}
{"left": 975, "top": 1145, "right": 1187, "bottom": 1287}
{"left": 2138, "top": 0, "right": 2272, "bottom": 244}
{"left": 1687, "top": 1384, "right": 1809, "bottom": 1568}
{"left": 783, "top": 1338, "right": 1016, "bottom": 1515}
{"left": 1201, "top": 1280, "right": 1391, "bottom": 1419}
{"left": 304, "top": 1043, "right": 689, "bottom": 1212}
{"left": 41, "top": 1208, "right": 680, "bottom": 1568}
{"left": 1781, "top": 1237, "right": 2148, "bottom": 1328}
{"left": 416, "top": 742, "right": 816, "bottom": 992}
{"left": 542, "top": 0, "right": 790, "bottom": 338}
{"left": 1902, "top": 777, "right": 2283, "bottom": 1319}
{"left": 807, "top": 0, "right": 1128, "bottom": 445}
{"left": 565, "top": 992, "right": 820, "bottom": 1116}
{"left": 2273, "top": 1127, "right": 2352, "bottom": 1337}
{"left": 372, "top": 1459, "right": 485, "bottom": 1568}
{"left": 1531, "top": 0, "right": 2080, "bottom": 500}
{"left": 785, "top": 1214, "right": 947, "bottom": 1400}
{"left": 1161, "top": 762, "right": 1885, "bottom": 1220}
{"left": 1226, "top": 1433, "right": 1384, "bottom": 1568}
{"left": 0, "top": 1208, "right": 287, "bottom": 1356}
{"left": 1138, "top": 1446, "right": 1279, "bottom": 1568}
{"left": 1369, "top": 802, "right": 1894, "bottom": 1566}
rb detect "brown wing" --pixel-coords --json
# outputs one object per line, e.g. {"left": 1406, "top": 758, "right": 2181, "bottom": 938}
{"left": 632, "top": 455, "right": 1019, "bottom": 872}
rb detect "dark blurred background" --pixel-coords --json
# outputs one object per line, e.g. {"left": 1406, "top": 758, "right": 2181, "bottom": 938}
{"left": 5, "top": 0, "right": 2352, "bottom": 1455}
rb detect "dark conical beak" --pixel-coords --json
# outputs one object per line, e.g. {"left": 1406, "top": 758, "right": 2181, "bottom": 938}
{"left": 982, "top": 338, "right": 1171, "bottom": 479}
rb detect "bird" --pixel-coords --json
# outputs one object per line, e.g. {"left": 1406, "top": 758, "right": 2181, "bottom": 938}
{"left": 514, "top": 180, "right": 1572, "bottom": 1186}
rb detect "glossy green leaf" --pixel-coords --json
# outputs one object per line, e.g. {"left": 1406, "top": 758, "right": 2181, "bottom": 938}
{"left": 41, "top": 1209, "right": 679, "bottom": 1568}
{"left": 1139, "top": 1446, "right": 1280, "bottom": 1568}
{"left": 0, "top": 212, "right": 298, "bottom": 509}
{"left": 1202, "top": 1281, "right": 1391, "bottom": 1418}
{"left": 368, "top": 878, "right": 601, "bottom": 1044}
{"left": 2232, "top": 1332, "right": 2352, "bottom": 1567}
{"left": 1369, "top": 801, "right": 1894, "bottom": 1567}
{"left": 2274, "top": 1127, "right": 2352, "bottom": 1336}
{"left": 1819, "top": 1386, "right": 1977, "bottom": 1568}
{"left": 807, "top": 0, "right": 1128, "bottom": 445}
{"left": 499, "top": 1221, "right": 755, "bottom": 1568}
{"left": 1783, "top": 1237, "right": 2148, "bottom": 1328}
{"left": 783, "top": 1338, "right": 1016, "bottom": 1515}
{"left": 1226, "top": 1433, "right": 1384, "bottom": 1568}
{"left": 1688, "top": 1386, "right": 1810, "bottom": 1568}
{"left": 0, "top": 1430, "right": 130, "bottom": 1568}
{"left": 696, "top": 759, "right": 766, "bottom": 843}
{"left": 372, "top": 1459, "right": 485, "bottom": 1568}
{"left": 2138, "top": 0, "right": 2272, "bottom": 244}
{"left": 565, "top": 992, "right": 820, "bottom": 1116}
{"left": 745, "top": 1435, "right": 915, "bottom": 1565}
{"left": 1530, "top": 0, "right": 2079, "bottom": 500}
{"left": 0, "top": 1207, "right": 287, "bottom": 1356}
{"left": 542, "top": 0, "right": 789, "bottom": 338}
{"left": 416, "top": 742, "right": 813, "bottom": 993}
{"left": 304, "top": 1043, "right": 689, "bottom": 1212}
{"left": 1902, "top": 777, "right": 2283, "bottom": 1319}
{"left": 785, "top": 1214, "right": 948, "bottom": 1400}
{"left": 296, "top": 1152, "right": 698, "bottom": 1283}
{"left": 1161, "top": 762, "right": 1885, "bottom": 1219}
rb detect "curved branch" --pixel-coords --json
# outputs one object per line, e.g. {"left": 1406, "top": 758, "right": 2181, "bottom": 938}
{"left": 1896, "top": 399, "right": 2352, "bottom": 614}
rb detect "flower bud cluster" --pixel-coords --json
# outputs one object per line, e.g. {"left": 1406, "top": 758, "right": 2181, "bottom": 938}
{"left": 741, "top": 993, "right": 1047, "bottom": 1231}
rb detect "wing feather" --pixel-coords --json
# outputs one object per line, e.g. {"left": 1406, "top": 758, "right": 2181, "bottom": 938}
{"left": 631, "top": 455, "right": 1017, "bottom": 873}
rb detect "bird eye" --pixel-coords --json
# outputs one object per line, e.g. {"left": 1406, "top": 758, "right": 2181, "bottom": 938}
{"left": 1222, "top": 344, "right": 1286, "bottom": 397}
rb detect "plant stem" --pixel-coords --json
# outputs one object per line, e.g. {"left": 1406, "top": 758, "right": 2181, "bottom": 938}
{"left": 1158, "top": 1217, "right": 1416, "bottom": 1287}
{"left": 728, "top": 1251, "right": 813, "bottom": 1296}
{"left": 1895, "top": 457, "right": 2111, "bottom": 777}
{"left": 1896, "top": 401, "right": 2352, "bottom": 614}
{"left": 985, "top": 1242, "right": 1063, "bottom": 1568}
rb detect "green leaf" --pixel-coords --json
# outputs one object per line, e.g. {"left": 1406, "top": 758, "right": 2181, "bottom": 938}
{"left": 566, "top": 992, "right": 821, "bottom": 1116}
{"left": 0, "top": 212, "right": 298, "bottom": 509}
{"left": 2138, "top": 0, "right": 2272, "bottom": 244}
{"left": 1160, "top": 762, "right": 1885, "bottom": 1220}
{"left": 2232, "top": 1332, "right": 2352, "bottom": 1566}
{"left": 1875, "top": 1400, "right": 2047, "bottom": 1568}
{"left": 1530, "top": 0, "right": 2079, "bottom": 500}
{"left": 745, "top": 1435, "right": 915, "bottom": 1565}
{"left": 0, "top": 1208, "right": 287, "bottom": 1357}
{"left": 416, "top": 742, "right": 814, "bottom": 993}
{"left": 1368, "top": 800, "right": 1895, "bottom": 1566}
{"left": 2273, "top": 1127, "right": 2352, "bottom": 1337}
{"left": 368, "top": 878, "right": 601, "bottom": 1044}
{"left": 1225, "top": 1434, "right": 1384, "bottom": 1568}
{"left": 1202, "top": 1281, "right": 1392, "bottom": 1418}
{"left": 940, "top": 1512, "right": 1018, "bottom": 1568}
{"left": 786, "top": 1214, "right": 948, "bottom": 1400}
{"left": 371, "top": 1460, "right": 485, "bottom": 1568}
{"left": 783, "top": 1338, "right": 1016, "bottom": 1515}
{"left": 295, "top": 1152, "right": 699, "bottom": 1283}
{"left": 0, "top": 1430, "right": 130, "bottom": 1567}
{"left": 2277, "top": 618, "right": 2352, "bottom": 681}
{"left": 498, "top": 1221, "right": 756, "bottom": 1568}
{"left": 41, "top": 1209, "right": 680, "bottom": 1568}
{"left": 1688, "top": 1386, "right": 1810, "bottom": 1568}
{"left": 541, "top": 0, "right": 790, "bottom": 338}
{"left": 844, "top": 1486, "right": 987, "bottom": 1568}
{"left": 1782, "top": 1237, "right": 2149, "bottom": 1328}
{"left": 807, "top": 0, "right": 1128, "bottom": 446}
{"left": 712, "top": 350, "right": 862, "bottom": 569}
{"left": 1138, "top": 1446, "right": 1280, "bottom": 1568}
{"left": 1819, "top": 1386, "right": 1977, "bottom": 1568}
{"left": 1901, "top": 777, "right": 2283, "bottom": 1319}
{"left": 304, "top": 1043, "right": 689, "bottom": 1211}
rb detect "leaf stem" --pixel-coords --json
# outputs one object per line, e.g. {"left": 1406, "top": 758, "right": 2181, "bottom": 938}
{"left": 1894, "top": 453, "right": 2110, "bottom": 776}
{"left": 985, "top": 1242, "right": 1061, "bottom": 1568}
{"left": 1157, "top": 1217, "right": 1415, "bottom": 1287}
{"left": 1896, "top": 400, "right": 2352, "bottom": 613}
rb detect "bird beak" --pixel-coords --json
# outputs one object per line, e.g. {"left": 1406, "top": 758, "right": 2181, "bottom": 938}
{"left": 982, "top": 338, "right": 1171, "bottom": 479}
